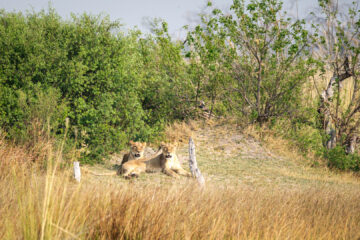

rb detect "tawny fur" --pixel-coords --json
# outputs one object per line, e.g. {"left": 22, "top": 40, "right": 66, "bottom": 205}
{"left": 117, "top": 141, "right": 147, "bottom": 175}
{"left": 121, "top": 142, "right": 192, "bottom": 179}
{"left": 121, "top": 140, "right": 146, "bottom": 164}
{"left": 85, "top": 141, "right": 147, "bottom": 176}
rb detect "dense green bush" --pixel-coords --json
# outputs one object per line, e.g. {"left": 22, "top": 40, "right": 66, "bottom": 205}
{"left": 0, "top": 2, "right": 358, "bottom": 168}
{"left": 137, "top": 21, "right": 195, "bottom": 123}
{"left": 0, "top": 9, "right": 193, "bottom": 163}
{"left": 324, "top": 146, "right": 360, "bottom": 171}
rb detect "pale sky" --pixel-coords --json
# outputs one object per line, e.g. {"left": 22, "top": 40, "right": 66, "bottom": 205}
{"left": 0, "top": 0, "right": 355, "bottom": 39}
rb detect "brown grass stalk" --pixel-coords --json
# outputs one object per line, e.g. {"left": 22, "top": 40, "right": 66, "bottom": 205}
{"left": 1, "top": 124, "right": 360, "bottom": 239}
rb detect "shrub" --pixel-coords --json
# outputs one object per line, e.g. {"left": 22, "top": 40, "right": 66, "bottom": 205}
{"left": 0, "top": 9, "right": 194, "bottom": 163}
{"left": 324, "top": 146, "right": 360, "bottom": 171}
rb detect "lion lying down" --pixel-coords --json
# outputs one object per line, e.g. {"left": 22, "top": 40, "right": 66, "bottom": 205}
{"left": 121, "top": 142, "right": 192, "bottom": 179}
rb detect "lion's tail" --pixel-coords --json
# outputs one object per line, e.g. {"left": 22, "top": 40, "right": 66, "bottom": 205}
{"left": 90, "top": 171, "right": 117, "bottom": 176}
{"left": 83, "top": 167, "right": 117, "bottom": 176}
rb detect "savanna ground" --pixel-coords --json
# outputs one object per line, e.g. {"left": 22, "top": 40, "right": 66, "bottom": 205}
{"left": 2, "top": 120, "right": 359, "bottom": 240}
{"left": 1, "top": 1, "right": 360, "bottom": 238}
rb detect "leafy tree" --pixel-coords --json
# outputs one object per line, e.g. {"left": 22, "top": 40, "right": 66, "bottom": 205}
{"left": 312, "top": 0, "right": 360, "bottom": 153}
{"left": 187, "top": 0, "right": 317, "bottom": 123}
{"left": 139, "top": 20, "right": 194, "bottom": 121}
{"left": 185, "top": 3, "right": 234, "bottom": 118}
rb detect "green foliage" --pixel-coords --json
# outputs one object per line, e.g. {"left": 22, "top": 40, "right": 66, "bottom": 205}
{"left": 0, "top": 1, "right": 358, "bottom": 171}
{"left": 139, "top": 20, "right": 195, "bottom": 123}
{"left": 186, "top": 8, "right": 234, "bottom": 116}
{"left": 187, "top": 0, "right": 317, "bottom": 122}
{"left": 0, "top": 9, "right": 191, "bottom": 163}
{"left": 312, "top": 1, "right": 360, "bottom": 152}
{"left": 270, "top": 117, "right": 323, "bottom": 157}
{"left": 324, "top": 146, "right": 360, "bottom": 171}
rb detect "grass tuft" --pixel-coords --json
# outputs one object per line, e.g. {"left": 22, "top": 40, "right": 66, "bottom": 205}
{"left": 1, "top": 122, "right": 360, "bottom": 239}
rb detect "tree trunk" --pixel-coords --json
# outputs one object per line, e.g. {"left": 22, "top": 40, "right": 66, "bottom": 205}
{"left": 195, "top": 77, "right": 201, "bottom": 106}
{"left": 346, "top": 134, "right": 358, "bottom": 154}
{"left": 318, "top": 66, "right": 352, "bottom": 149}
{"left": 318, "top": 75, "right": 337, "bottom": 149}
{"left": 318, "top": 56, "right": 353, "bottom": 149}
{"left": 256, "top": 63, "right": 262, "bottom": 120}
{"left": 209, "top": 93, "right": 216, "bottom": 120}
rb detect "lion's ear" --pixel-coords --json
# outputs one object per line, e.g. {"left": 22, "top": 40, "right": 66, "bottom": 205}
{"left": 160, "top": 142, "right": 166, "bottom": 148}
{"left": 142, "top": 142, "right": 147, "bottom": 147}
{"left": 129, "top": 140, "right": 135, "bottom": 145}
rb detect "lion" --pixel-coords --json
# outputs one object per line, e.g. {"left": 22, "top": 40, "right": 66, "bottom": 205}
{"left": 84, "top": 140, "right": 147, "bottom": 176}
{"left": 121, "top": 140, "right": 147, "bottom": 164}
{"left": 121, "top": 142, "right": 192, "bottom": 179}
{"left": 116, "top": 140, "right": 147, "bottom": 174}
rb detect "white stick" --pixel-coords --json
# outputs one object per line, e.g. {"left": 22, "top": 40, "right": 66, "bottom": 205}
{"left": 189, "top": 137, "right": 205, "bottom": 187}
{"left": 73, "top": 161, "right": 81, "bottom": 182}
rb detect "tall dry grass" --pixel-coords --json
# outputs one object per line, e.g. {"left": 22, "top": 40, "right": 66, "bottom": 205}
{"left": 1, "top": 135, "right": 360, "bottom": 240}
{"left": 303, "top": 72, "right": 355, "bottom": 110}
{"left": 164, "top": 120, "right": 198, "bottom": 143}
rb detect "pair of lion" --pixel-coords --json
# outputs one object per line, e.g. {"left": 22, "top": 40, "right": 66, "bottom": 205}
{"left": 119, "top": 140, "right": 192, "bottom": 179}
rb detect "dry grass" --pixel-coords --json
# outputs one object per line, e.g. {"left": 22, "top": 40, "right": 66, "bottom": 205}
{"left": 184, "top": 122, "right": 359, "bottom": 188}
{"left": 243, "top": 124, "right": 312, "bottom": 164}
{"left": 303, "top": 73, "right": 355, "bottom": 109}
{"left": 1, "top": 123, "right": 360, "bottom": 239}
{"left": 164, "top": 120, "right": 198, "bottom": 143}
